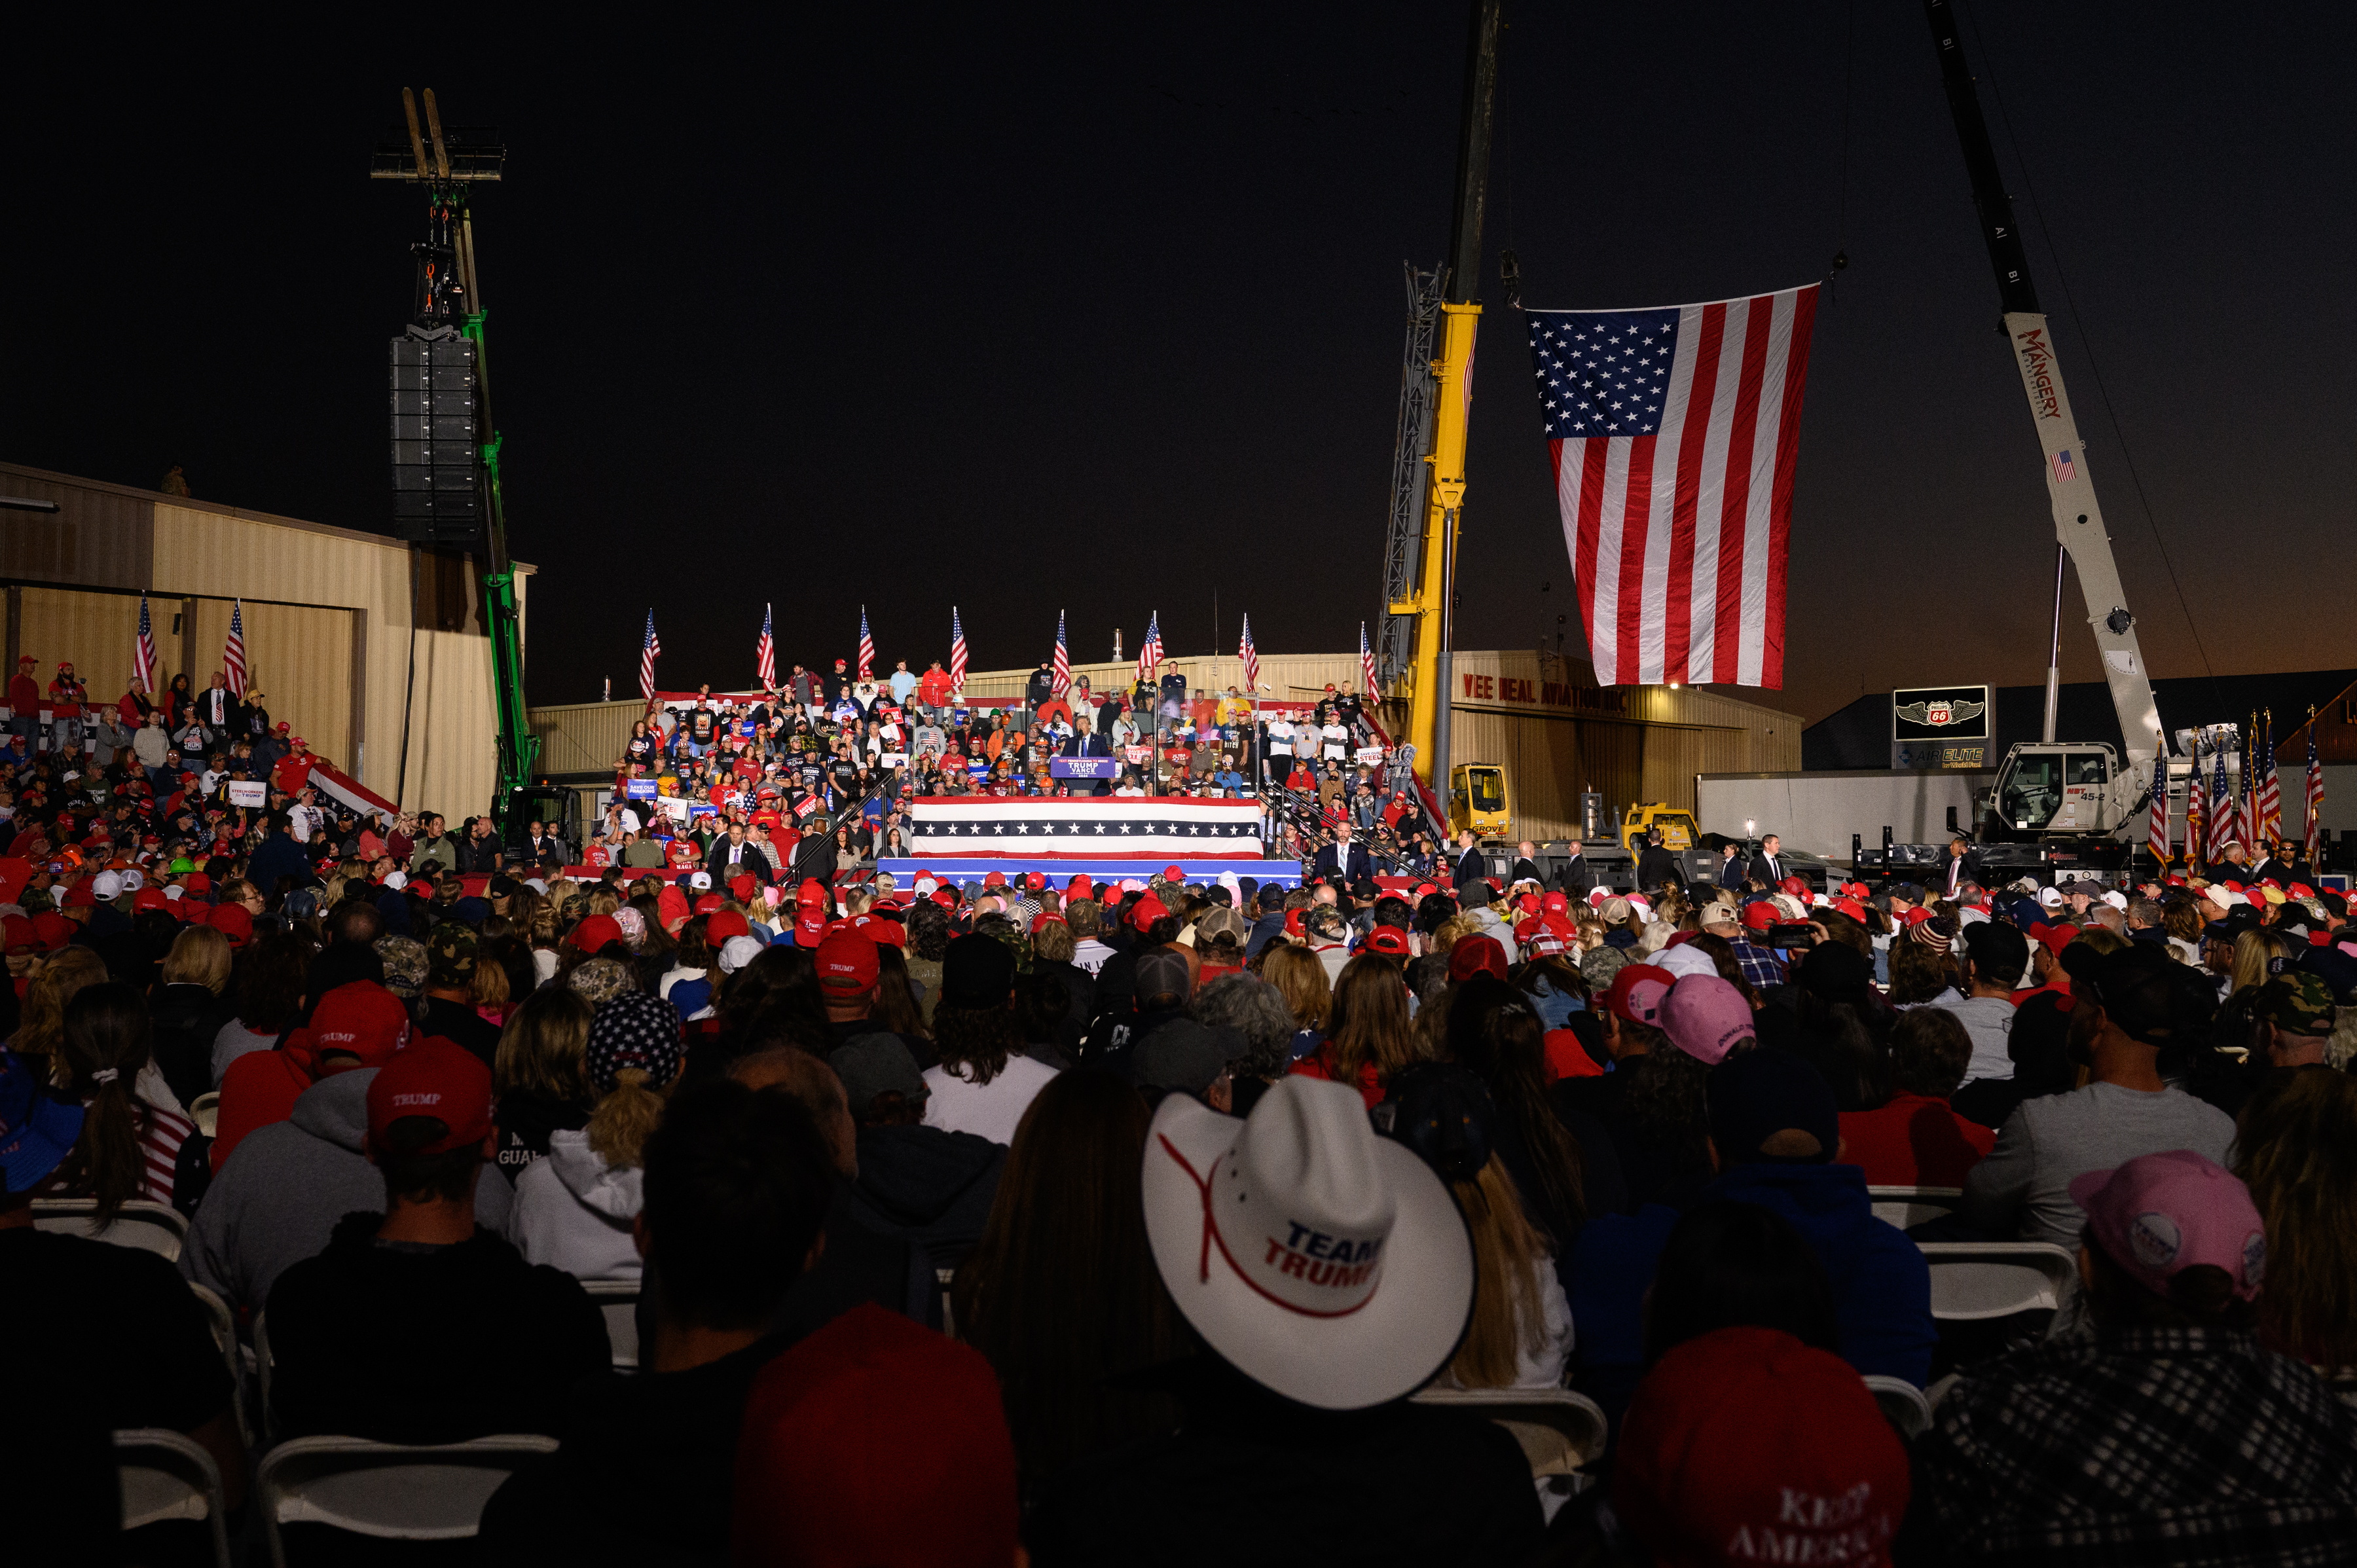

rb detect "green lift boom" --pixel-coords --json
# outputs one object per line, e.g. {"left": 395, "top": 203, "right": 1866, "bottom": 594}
{"left": 375, "top": 88, "right": 539, "bottom": 835}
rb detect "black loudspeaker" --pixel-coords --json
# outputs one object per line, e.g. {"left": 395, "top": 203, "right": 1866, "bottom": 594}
{"left": 390, "top": 325, "right": 481, "bottom": 542}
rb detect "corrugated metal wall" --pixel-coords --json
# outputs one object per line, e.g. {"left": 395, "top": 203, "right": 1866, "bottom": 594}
{"left": 530, "top": 699, "right": 644, "bottom": 777}
{"left": 187, "top": 597, "right": 354, "bottom": 765}
{"left": 18, "top": 586, "right": 150, "bottom": 699}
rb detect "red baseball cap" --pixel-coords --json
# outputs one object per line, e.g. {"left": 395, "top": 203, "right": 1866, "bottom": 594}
{"left": 981, "top": 870, "right": 1007, "bottom": 888}
{"left": 571, "top": 913, "right": 625, "bottom": 953}
{"left": 816, "top": 929, "right": 881, "bottom": 994}
{"left": 693, "top": 893, "right": 725, "bottom": 915}
{"left": 1130, "top": 895, "right": 1170, "bottom": 934}
{"left": 1023, "top": 872, "right": 1046, "bottom": 892}
{"left": 706, "top": 909, "right": 752, "bottom": 944}
{"left": 31, "top": 912, "right": 75, "bottom": 953}
{"left": 1615, "top": 1327, "right": 1909, "bottom": 1568}
{"left": 729, "top": 873, "right": 758, "bottom": 902}
{"left": 1362, "top": 926, "right": 1411, "bottom": 957}
{"left": 1027, "top": 911, "right": 1067, "bottom": 936}
{"left": 208, "top": 903, "right": 253, "bottom": 947}
{"left": 1447, "top": 933, "right": 1508, "bottom": 983}
{"left": 1162, "top": 864, "right": 1186, "bottom": 882}
{"left": 2027, "top": 921, "right": 2079, "bottom": 958}
{"left": 1779, "top": 876, "right": 1810, "bottom": 898}
{"left": 293, "top": 981, "right": 411, "bottom": 1069}
{"left": 797, "top": 879, "right": 830, "bottom": 908}
{"left": 1601, "top": 963, "right": 1675, "bottom": 1027}
{"left": 849, "top": 911, "right": 905, "bottom": 947}
{"left": 1541, "top": 891, "right": 1569, "bottom": 916}
{"left": 367, "top": 1040, "right": 496, "bottom": 1156}
{"left": 2, "top": 915, "right": 41, "bottom": 955}
{"left": 1740, "top": 901, "right": 1779, "bottom": 934}
{"left": 1066, "top": 874, "right": 1094, "bottom": 900}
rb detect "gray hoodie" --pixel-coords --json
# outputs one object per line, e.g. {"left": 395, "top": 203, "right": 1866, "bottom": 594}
{"left": 180, "top": 1067, "right": 514, "bottom": 1318}
{"left": 501, "top": 1129, "right": 643, "bottom": 1281}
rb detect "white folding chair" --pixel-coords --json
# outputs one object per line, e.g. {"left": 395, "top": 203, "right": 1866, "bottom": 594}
{"left": 32, "top": 1197, "right": 189, "bottom": 1262}
{"left": 581, "top": 1278, "right": 640, "bottom": 1370}
{"left": 1861, "top": 1376, "right": 1931, "bottom": 1440}
{"left": 256, "top": 1434, "right": 559, "bottom": 1567}
{"left": 1917, "top": 1242, "right": 2079, "bottom": 1321}
{"left": 254, "top": 1310, "right": 277, "bottom": 1448}
{"left": 1412, "top": 1387, "right": 1608, "bottom": 1482}
{"left": 115, "top": 1427, "right": 232, "bottom": 1568}
{"left": 185, "top": 1281, "right": 253, "bottom": 1449}
{"left": 1868, "top": 1185, "right": 1962, "bottom": 1231}
{"left": 189, "top": 1090, "right": 221, "bottom": 1139}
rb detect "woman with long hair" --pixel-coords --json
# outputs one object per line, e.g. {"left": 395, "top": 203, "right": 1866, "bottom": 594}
{"left": 1288, "top": 952, "right": 1421, "bottom": 1109}
{"left": 492, "top": 987, "right": 596, "bottom": 1183}
{"left": 925, "top": 936, "right": 1059, "bottom": 1144}
{"left": 148, "top": 924, "right": 235, "bottom": 1106}
{"left": 52, "top": 981, "right": 193, "bottom": 1218}
{"left": 210, "top": 930, "right": 310, "bottom": 1085}
{"left": 2233, "top": 1068, "right": 2357, "bottom": 1387}
{"left": 1887, "top": 928, "right": 1961, "bottom": 1008}
{"left": 1256, "top": 942, "right": 1331, "bottom": 1065}
{"left": 503, "top": 992, "right": 682, "bottom": 1279}
{"left": 1446, "top": 976, "right": 1601, "bottom": 1277}
{"left": 953, "top": 1070, "right": 1187, "bottom": 1495}
{"left": 11, "top": 946, "right": 110, "bottom": 1087}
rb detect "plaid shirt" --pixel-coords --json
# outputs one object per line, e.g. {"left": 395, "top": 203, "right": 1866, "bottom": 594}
{"left": 1725, "top": 936, "right": 1786, "bottom": 989}
{"left": 1918, "top": 1328, "right": 2357, "bottom": 1565}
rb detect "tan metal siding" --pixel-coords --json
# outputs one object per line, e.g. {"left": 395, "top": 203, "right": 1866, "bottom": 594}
{"left": 18, "top": 587, "right": 149, "bottom": 697}
{"left": 187, "top": 597, "right": 355, "bottom": 766}
{"left": 530, "top": 700, "right": 643, "bottom": 777}
{"left": 0, "top": 472, "right": 153, "bottom": 590}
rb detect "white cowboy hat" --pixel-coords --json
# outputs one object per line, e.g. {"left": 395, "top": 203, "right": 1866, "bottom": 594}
{"left": 1142, "top": 1075, "right": 1472, "bottom": 1411}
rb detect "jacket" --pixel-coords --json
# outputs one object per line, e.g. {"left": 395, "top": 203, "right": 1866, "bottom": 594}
{"left": 181, "top": 1068, "right": 515, "bottom": 1319}
{"left": 835, "top": 1123, "right": 1007, "bottom": 1268}
{"left": 132, "top": 726, "right": 171, "bottom": 768}
{"left": 1312, "top": 841, "right": 1372, "bottom": 881}
{"left": 266, "top": 1210, "right": 610, "bottom": 1443}
{"left": 247, "top": 832, "right": 311, "bottom": 897}
{"left": 147, "top": 982, "right": 231, "bottom": 1109}
{"left": 704, "top": 836, "right": 774, "bottom": 886}
{"left": 503, "top": 1129, "right": 644, "bottom": 1280}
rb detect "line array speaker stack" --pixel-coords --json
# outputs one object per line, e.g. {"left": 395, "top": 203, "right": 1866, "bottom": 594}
{"left": 390, "top": 323, "right": 481, "bottom": 543}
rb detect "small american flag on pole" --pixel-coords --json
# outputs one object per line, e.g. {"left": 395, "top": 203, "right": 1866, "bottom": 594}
{"left": 2256, "top": 718, "right": 2282, "bottom": 852}
{"left": 1238, "top": 612, "right": 1259, "bottom": 693}
{"left": 223, "top": 599, "right": 249, "bottom": 699}
{"left": 2146, "top": 747, "right": 2170, "bottom": 867}
{"left": 856, "top": 608, "right": 875, "bottom": 682}
{"left": 2305, "top": 712, "right": 2324, "bottom": 864}
{"left": 638, "top": 610, "right": 661, "bottom": 702}
{"left": 1527, "top": 284, "right": 1819, "bottom": 687}
{"left": 2185, "top": 742, "right": 2206, "bottom": 872}
{"left": 756, "top": 604, "right": 777, "bottom": 690}
{"left": 1360, "top": 622, "right": 1378, "bottom": 697}
{"left": 134, "top": 592, "right": 158, "bottom": 694}
{"left": 1051, "top": 610, "right": 1070, "bottom": 697}
{"left": 2206, "top": 741, "right": 2237, "bottom": 862}
{"left": 949, "top": 607, "right": 968, "bottom": 690}
{"left": 1135, "top": 611, "right": 1163, "bottom": 685}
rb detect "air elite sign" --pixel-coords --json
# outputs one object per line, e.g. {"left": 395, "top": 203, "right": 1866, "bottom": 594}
{"left": 1891, "top": 685, "right": 1990, "bottom": 770}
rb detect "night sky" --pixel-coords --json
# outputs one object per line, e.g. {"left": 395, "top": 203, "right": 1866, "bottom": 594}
{"left": 7, "top": 3, "right": 2351, "bottom": 725}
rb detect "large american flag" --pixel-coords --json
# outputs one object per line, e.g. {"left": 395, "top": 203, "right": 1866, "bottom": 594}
{"left": 638, "top": 610, "right": 661, "bottom": 702}
{"left": 1135, "top": 611, "right": 1163, "bottom": 684}
{"left": 756, "top": 604, "right": 776, "bottom": 689}
{"left": 1239, "top": 612, "right": 1259, "bottom": 693}
{"left": 856, "top": 608, "right": 875, "bottom": 682}
{"left": 1051, "top": 610, "right": 1070, "bottom": 696}
{"left": 2206, "top": 740, "right": 2237, "bottom": 862}
{"left": 1359, "top": 622, "right": 1378, "bottom": 698}
{"left": 2256, "top": 723, "right": 2282, "bottom": 852}
{"left": 949, "top": 607, "right": 968, "bottom": 690}
{"left": 134, "top": 592, "right": 158, "bottom": 694}
{"left": 1527, "top": 285, "right": 1819, "bottom": 687}
{"left": 223, "top": 599, "right": 249, "bottom": 698}
{"left": 2305, "top": 712, "right": 2324, "bottom": 864}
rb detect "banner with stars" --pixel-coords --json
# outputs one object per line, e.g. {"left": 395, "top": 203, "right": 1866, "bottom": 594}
{"left": 907, "top": 797, "right": 1265, "bottom": 859}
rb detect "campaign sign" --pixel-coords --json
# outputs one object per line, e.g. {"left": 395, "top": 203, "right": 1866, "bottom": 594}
{"left": 1355, "top": 746, "right": 1386, "bottom": 765}
{"left": 625, "top": 778, "right": 659, "bottom": 799}
{"left": 227, "top": 781, "right": 268, "bottom": 808}
{"left": 1051, "top": 756, "right": 1118, "bottom": 779}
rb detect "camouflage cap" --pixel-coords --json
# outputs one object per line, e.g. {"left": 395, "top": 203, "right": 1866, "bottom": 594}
{"left": 375, "top": 935, "right": 429, "bottom": 1000}
{"left": 568, "top": 957, "right": 634, "bottom": 1006}
{"left": 1580, "top": 944, "right": 1631, "bottom": 991}
{"left": 426, "top": 921, "right": 479, "bottom": 986}
{"left": 2256, "top": 972, "right": 2335, "bottom": 1036}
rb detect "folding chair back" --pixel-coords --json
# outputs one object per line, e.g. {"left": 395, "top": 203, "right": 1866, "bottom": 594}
{"left": 189, "top": 1091, "right": 220, "bottom": 1139}
{"left": 1412, "top": 1387, "right": 1608, "bottom": 1479}
{"left": 32, "top": 1197, "right": 189, "bottom": 1262}
{"left": 1868, "top": 1185, "right": 1962, "bottom": 1231}
{"left": 185, "top": 1281, "right": 252, "bottom": 1448}
{"left": 582, "top": 1278, "right": 640, "bottom": 1369}
{"left": 937, "top": 1266, "right": 957, "bottom": 1340}
{"left": 1861, "top": 1376, "right": 1931, "bottom": 1440}
{"left": 255, "top": 1311, "right": 277, "bottom": 1448}
{"left": 257, "top": 1434, "right": 558, "bottom": 1567}
{"left": 1917, "top": 1242, "right": 2078, "bottom": 1321}
{"left": 115, "top": 1427, "right": 232, "bottom": 1568}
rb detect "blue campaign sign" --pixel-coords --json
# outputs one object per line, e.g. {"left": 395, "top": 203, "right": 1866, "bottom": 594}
{"left": 1050, "top": 756, "right": 1118, "bottom": 779}
{"left": 625, "top": 778, "right": 658, "bottom": 799}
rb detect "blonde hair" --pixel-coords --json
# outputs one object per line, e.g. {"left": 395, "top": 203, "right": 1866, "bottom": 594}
{"left": 469, "top": 957, "right": 511, "bottom": 1012}
{"left": 159, "top": 925, "right": 233, "bottom": 994}
{"left": 18, "top": 947, "right": 110, "bottom": 1085}
{"left": 494, "top": 987, "right": 593, "bottom": 1102}
{"left": 2229, "top": 929, "right": 2282, "bottom": 996}
{"left": 1428, "top": 913, "right": 1480, "bottom": 955}
{"left": 586, "top": 886, "right": 622, "bottom": 919}
{"left": 1259, "top": 943, "right": 1331, "bottom": 1031}
{"left": 1446, "top": 1156, "right": 1551, "bottom": 1389}
{"left": 585, "top": 1069, "right": 669, "bottom": 1169}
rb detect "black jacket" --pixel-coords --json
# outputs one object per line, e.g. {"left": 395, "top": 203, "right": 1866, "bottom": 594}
{"left": 1934, "top": 846, "right": 1983, "bottom": 897}
{"left": 1313, "top": 841, "right": 1373, "bottom": 881}
{"left": 1554, "top": 852, "right": 1596, "bottom": 898}
{"left": 1635, "top": 841, "right": 1687, "bottom": 892}
{"left": 704, "top": 835, "right": 775, "bottom": 886}
{"left": 265, "top": 1211, "right": 609, "bottom": 1444}
{"left": 1745, "top": 851, "right": 1789, "bottom": 888}
{"left": 1453, "top": 845, "right": 1489, "bottom": 887}
{"left": 147, "top": 982, "right": 230, "bottom": 1109}
{"left": 1026, "top": 668, "right": 1056, "bottom": 706}
{"left": 836, "top": 1123, "right": 1007, "bottom": 1269}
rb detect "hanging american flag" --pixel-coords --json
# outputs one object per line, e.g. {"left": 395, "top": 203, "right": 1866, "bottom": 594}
{"left": 1238, "top": 612, "right": 1259, "bottom": 693}
{"left": 1051, "top": 610, "right": 1070, "bottom": 696}
{"left": 2256, "top": 718, "right": 2282, "bottom": 852}
{"left": 1360, "top": 621, "right": 1379, "bottom": 697}
{"left": 2185, "top": 740, "right": 2206, "bottom": 873}
{"left": 856, "top": 608, "right": 875, "bottom": 682}
{"left": 222, "top": 599, "right": 249, "bottom": 698}
{"left": 2237, "top": 738, "right": 2256, "bottom": 859}
{"left": 756, "top": 604, "right": 777, "bottom": 690}
{"left": 638, "top": 610, "right": 662, "bottom": 702}
{"left": 1527, "top": 284, "right": 1819, "bottom": 688}
{"left": 949, "top": 607, "right": 969, "bottom": 690}
{"left": 2146, "top": 750, "right": 2170, "bottom": 867}
{"left": 1135, "top": 611, "right": 1163, "bottom": 684}
{"left": 133, "top": 592, "right": 158, "bottom": 694}
{"left": 2206, "top": 740, "right": 2237, "bottom": 862}
{"left": 2304, "top": 712, "right": 2324, "bottom": 865}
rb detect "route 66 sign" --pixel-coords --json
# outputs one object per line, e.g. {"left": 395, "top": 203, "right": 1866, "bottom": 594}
{"left": 1893, "top": 685, "right": 1990, "bottom": 742}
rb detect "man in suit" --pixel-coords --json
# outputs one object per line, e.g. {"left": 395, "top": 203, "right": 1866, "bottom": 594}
{"left": 1935, "top": 834, "right": 1983, "bottom": 900}
{"left": 1313, "top": 824, "right": 1374, "bottom": 883}
{"left": 1554, "top": 841, "right": 1596, "bottom": 898}
{"left": 1062, "top": 716, "right": 1115, "bottom": 797}
{"left": 521, "top": 820, "right": 568, "bottom": 869}
{"left": 1635, "top": 828, "right": 1687, "bottom": 894}
{"left": 705, "top": 820, "right": 775, "bottom": 887}
{"left": 1745, "top": 833, "right": 1789, "bottom": 890}
{"left": 1452, "top": 830, "right": 1488, "bottom": 892}
{"left": 1510, "top": 840, "right": 1544, "bottom": 886}
{"left": 195, "top": 671, "right": 236, "bottom": 729}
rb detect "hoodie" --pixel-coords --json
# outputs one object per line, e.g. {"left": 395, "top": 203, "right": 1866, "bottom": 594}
{"left": 181, "top": 1068, "right": 515, "bottom": 1319}
{"left": 265, "top": 1211, "right": 610, "bottom": 1444}
{"left": 836, "top": 1123, "right": 1006, "bottom": 1269}
{"left": 503, "top": 1129, "right": 644, "bottom": 1280}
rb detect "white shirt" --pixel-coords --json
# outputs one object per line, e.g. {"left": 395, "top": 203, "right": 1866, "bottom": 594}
{"left": 923, "top": 1055, "right": 1060, "bottom": 1146}
{"left": 1266, "top": 721, "right": 1293, "bottom": 756}
{"left": 1072, "top": 938, "right": 1115, "bottom": 976}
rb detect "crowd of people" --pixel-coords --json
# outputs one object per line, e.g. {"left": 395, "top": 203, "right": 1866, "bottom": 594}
{"left": 9, "top": 629, "right": 2357, "bottom": 1565}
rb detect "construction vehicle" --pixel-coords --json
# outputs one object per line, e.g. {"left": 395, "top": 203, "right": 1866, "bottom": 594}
{"left": 375, "top": 90, "right": 539, "bottom": 838}
{"left": 1618, "top": 803, "right": 1698, "bottom": 854}
{"left": 1448, "top": 763, "right": 1510, "bottom": 837}
{"left": 1924, "top": 0, "right": 2174, "bottom": 881}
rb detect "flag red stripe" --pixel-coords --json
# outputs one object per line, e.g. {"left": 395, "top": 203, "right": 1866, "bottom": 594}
{"left": 1713, "top": 301, "right": 1772, "bottom": 680}
{"left": 1572, "top": 440, "right": 1607, "bottom": 671}
{"left": 1761, "top": 286, "right": 1816, "bottom": 689}
{"left": 1663, "top": 302, "right": 1727, "bottom": 684}
{"left": 1614, "top": 435, "right": 1658, "bottom": 682}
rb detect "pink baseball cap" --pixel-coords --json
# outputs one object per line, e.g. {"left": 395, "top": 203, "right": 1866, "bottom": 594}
{"left": 2068, "top": 1151, "right": 2265, "bottom": 1304}
{"left": 1658, "top": 974, "right": 1756, "bottom": 1065}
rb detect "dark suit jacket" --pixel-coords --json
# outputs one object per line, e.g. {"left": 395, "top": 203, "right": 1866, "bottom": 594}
{"left": 1934, "top": 847, "right": 1982, "bottom": 897}
{"left": 1745, "top": 852, "right": 1787, "bottom": 888}
{"left": 1064, "top": 734, "right": 1113, "bottom": 757}
{"left": 1454, "top": 845, "right": 1489, "bottom": 887}
{"left": 706, "top": 837, "right": 775, "bottom": 886}
{"left": 1314, "top": 842, "right": 1373, "bottom": 881}
{"left": 1554, "top": 854, "right": 1596, "bottom": 898}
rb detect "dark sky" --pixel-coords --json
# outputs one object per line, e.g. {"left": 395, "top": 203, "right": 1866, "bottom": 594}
{"left": 6, "top": 3, "right": 2351, "bottom": 725}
